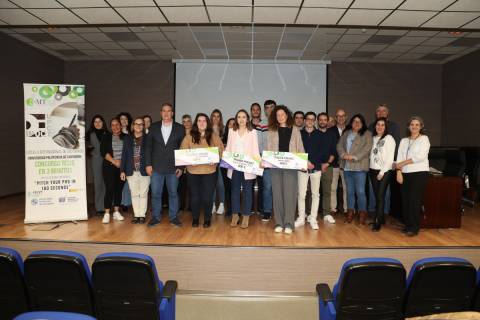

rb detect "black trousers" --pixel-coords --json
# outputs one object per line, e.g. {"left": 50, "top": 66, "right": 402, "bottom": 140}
{"left": 369, "top": 169, "right": 392, "bottom": 222}
{"left": 103, "top": 164, "right": 125, "bottom": 210}
{"left": 188, "top": 172, "right": 217, "bottom": 222}
{"left": 401, "top": 171, "right": 429, "bottom": 233}
{"left": 179, "top": 171, "right": 190, "bottom": 210}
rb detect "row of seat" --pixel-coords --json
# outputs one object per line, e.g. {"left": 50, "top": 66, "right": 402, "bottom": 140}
{"left": 317, "top": 257, "right": 480, "bottom": 320}
{"left": 0, "top": 247, "right": 177, "bottom": 320}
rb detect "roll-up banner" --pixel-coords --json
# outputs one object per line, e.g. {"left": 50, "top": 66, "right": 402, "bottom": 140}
{"left": 24, "top": 83, "right": 88, "bottom": 223}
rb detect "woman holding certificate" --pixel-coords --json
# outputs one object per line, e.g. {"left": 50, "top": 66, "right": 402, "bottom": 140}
{"left": 267, "top": 105, "right": 305, "bottom": 234}
{"left": 180, "top": 113, "right": 224, "bottom": 228}
{"left": 225, "top": 110, "right": 260, "bottom": 229}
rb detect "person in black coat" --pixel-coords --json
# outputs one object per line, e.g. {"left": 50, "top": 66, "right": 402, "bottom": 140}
{"left": 145, "top": 103, "right": 185, "bottom": 227}
{"left": 120, "top": 117, "right": 149, "bottom": 224}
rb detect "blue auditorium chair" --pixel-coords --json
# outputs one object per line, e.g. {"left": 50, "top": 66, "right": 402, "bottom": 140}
{"left": 0, "top": 247, "right": 30, "bottom": 319}
{"left": 92, "top": 252, "right": 177, "bottom": 320}
{"left": 14, "top": 311, "right": 96, "bottom": 320}
{"left": 471, "top": 267, "right": 480, "bottom": 311}
{"left": 403, "top": 257, "right": 477, "bottom": 318}
{"left": 24, "top": 250, "right": 95, "bottom": 316}
{"left": 316, "top": 258, "right": 406, "bottom": 320}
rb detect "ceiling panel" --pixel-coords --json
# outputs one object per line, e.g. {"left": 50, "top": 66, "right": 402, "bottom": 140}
{"left": 72, "top": 8, "right": 125, "bottom": 24}
{"left": 351, "top": 0, "right": 404, "bottom": 9}
{"left": 339, "top": 9, "right": 391, "bottom": 25}
{"left": 115, "top": 7, "right": 167, "bottom": 23}
{"left": 296, "top": 7, "right": 345, "bottom": 25}
{"left": 422, "top": 12, "right": 480, "bottom": 28}
{"left": 253, "top": 7, "right": 298, "bottom": 24}
{"left": 208, "top": 6, "right": 251, "bottom": 23}
{"left": 161, "top": 6, "right": 209, "bottom": 23}
{"left": 27, "top": 9, "right": 86, "bottom": 24}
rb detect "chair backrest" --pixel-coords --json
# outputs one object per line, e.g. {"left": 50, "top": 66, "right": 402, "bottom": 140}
{"left": 334, "top": 258, "right": 406, "bottom": 320}
{"left": 443, "top": 149, "right": 466, "bottom": 177}
{"left": 473, "top": 268, "right": 480, "bottom": 312}
{"left": 404, "top": 257, "right": 477, "bottom": 318}
{"left": 14, "top": 311, "right": 97, "bottom": 320}
{"left": 24, "top": 250, "right": 95, "bottom": 316}
{"left": 92, "top": 252, "right": 163, "bottom": 320}
{"left": 0, "top": 247, "right": 30, "bottom": 319}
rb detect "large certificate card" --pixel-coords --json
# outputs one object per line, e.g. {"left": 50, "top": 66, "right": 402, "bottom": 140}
{"left": 220, "top": 151, "right": 263, "bottom": 176}
{"left": 262, "top": 151, "right": 308, "bottom": 170}
{"left": 175, "top": 147, "right": 219, "bottom": 166}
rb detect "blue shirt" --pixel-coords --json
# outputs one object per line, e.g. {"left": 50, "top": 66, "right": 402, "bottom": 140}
{"left": 300, "top": 128, "right": 336, "bottom": 171}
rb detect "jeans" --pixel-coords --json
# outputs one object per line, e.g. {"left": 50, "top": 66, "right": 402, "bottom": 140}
{"left": 212, "top": 167, "right": 225, "bottom": 204}
{"left": 150, "top": 172, "right": 179, "bottom": 221}
{"left": 231, "top": 170, "right": 254, "bottom": 216}
{"left": 260, "top": 168, "right": 273, "bottom": 214}
{"left": 189, "top": 172, "right": 217, "bottom": 222}
{"left": 368, "top": 176, "right": 391, "bottom": 214}
{"left": 298, "top": 171, "right": 321, "bottom": 219}
{"left": 369, "top": 170, "right": 392, "bottom": 222}
{"left": 127, "top": 171, "right": 151, "bottom": 218}
{"left": 343, "top": 170, "right": 367, "bottom": 212}
{"left": 121, "top": 180, "right": 132, "bottom": 206}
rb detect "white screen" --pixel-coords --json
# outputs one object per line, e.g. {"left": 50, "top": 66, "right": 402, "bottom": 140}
{"left": 175, "top": 61, "right": 327, "bottom": 121}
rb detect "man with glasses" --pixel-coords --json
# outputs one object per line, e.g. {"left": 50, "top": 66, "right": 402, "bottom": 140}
{"left": 295, "top": 112, "right": 336, "bottom": 229}
{"left": 328, "top": 108, "right": 348, "bottom": 215}
{"left": 145, "top": 102, "right": 185, "bottom": 227}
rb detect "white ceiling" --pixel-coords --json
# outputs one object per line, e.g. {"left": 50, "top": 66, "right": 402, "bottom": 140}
{"left": 1, "top": 0, "right": 480, "bottom": 64}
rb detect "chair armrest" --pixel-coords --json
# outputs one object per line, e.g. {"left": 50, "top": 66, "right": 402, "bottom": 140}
{"left": 161, "top": 280, "right": 178, "bottom": 301}
{"left": 316, "top": 283, "right": 333, "bottom": 303}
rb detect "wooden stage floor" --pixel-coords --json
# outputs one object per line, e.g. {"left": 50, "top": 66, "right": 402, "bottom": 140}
{"left": 1, "top": 194, "right": 479, "bottom": 248}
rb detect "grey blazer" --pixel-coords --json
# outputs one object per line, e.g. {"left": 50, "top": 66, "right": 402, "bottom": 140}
{"left": 145, "top": 121, "right": 185, "bottom": 174}
{"left": 266, "top": 126, "right": 305, "bottom": 153}
{"left": 336, "top": 129, "right": 373, "bottom": 171}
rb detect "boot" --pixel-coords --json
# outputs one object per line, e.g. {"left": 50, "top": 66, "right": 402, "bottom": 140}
{"left": 240, "top": 215, "right": 249, "bottom": 229}
{"left": 371, "top": 217, "right": 381, "bottom": 232}
{"left": 345, "top": 209, "right": 354, "bottom": 223}
{"left": 359, "top": 211, "right": 368, "bottom": 225}
{"left": 230, "top": 214, "right": 239, "bottom": 227}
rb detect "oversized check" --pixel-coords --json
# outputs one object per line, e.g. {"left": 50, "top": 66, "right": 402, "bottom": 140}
{"left": 175, "top": 147, "right": 219, "bottom": 166}
{"left": 261, "top": 151, "right": 308, "bottom": 170}
{"left": 220, "top": 151, "right": 263, "bottom": 176}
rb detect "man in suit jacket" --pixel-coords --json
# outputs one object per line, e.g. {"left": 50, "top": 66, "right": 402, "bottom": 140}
{"left": 146, "top": 103, "right": 185, "bottom": 227}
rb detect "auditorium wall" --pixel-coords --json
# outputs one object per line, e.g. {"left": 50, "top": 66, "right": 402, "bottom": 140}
{"left": 0, "top": 33, "right": 64, "bottom": 197}
{"left": 441, "top": 49, "right": 480, "bottom": 146}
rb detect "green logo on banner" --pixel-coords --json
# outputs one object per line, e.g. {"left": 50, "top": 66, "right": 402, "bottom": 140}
{"left": 26, "top": 98, "right": 33, "bottom": 106}
{"left": 39, "top": 86, "right": 54, "bottom": 99}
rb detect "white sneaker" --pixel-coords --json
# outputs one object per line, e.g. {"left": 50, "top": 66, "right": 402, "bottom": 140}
{"left": 310, "top": 220, "right": 319, "bottom": 230}
{"left": 113, "top": 211, "right": 124, "bottom": 221}
{"left": 274, "top": 225, "right": 283, "bottom": 233}
{"left": 294, "top": 217, "right": 305, "bottom": 228}
{"left": 284, "top": 227, "right": 293, "bottom": 234}
{"left": 216, "top": 203, "right": 224, "bottom": 215}
{"left": 212, "top": 205, "right": 217, "bottom": 214}
{"left": 324, "top": 214, "right": 336, "bottom": 224}
{"left": 102, "top": 213, "right": 110, "bottom": 224}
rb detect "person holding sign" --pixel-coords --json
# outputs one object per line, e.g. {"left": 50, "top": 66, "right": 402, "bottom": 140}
{"left": 267, "top": 105, "right": 305, "bottom": 234}
{"left": 180, "top": 113, "right": 224, "bottom": 228}
{"left": 225, "top": 109, "right": 260, "bottom": 229}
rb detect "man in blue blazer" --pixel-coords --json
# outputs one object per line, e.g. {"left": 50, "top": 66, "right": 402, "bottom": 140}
{"left": 145, "top": 103, "right": 185, "bottom": 227}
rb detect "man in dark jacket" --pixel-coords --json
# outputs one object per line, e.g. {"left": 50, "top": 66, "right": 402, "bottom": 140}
{"left": 145, "top": 103, "right": 185, "bottom": 227}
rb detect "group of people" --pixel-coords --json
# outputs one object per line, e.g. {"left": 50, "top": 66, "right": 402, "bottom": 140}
{"left": 87, "top": 100, "right": 430, "bottom": 237}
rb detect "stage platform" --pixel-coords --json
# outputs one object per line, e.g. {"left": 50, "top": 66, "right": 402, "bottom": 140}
{"left": 1, "top": 194, "right": 480, "bottom": 292}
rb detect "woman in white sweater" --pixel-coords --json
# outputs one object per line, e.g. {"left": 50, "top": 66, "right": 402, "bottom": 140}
{"left": 369, "top": 118, "right": 396, "bottom": 232}
{"left": 396, "top": 116, "right": 430, "bottom": 237}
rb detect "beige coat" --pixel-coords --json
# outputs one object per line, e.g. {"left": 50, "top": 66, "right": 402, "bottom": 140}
{"left": 337, "top": 129, "right": 372, "bottom": 171}
{"left": 266, "top": 126, "right": 305, "bottom": 154}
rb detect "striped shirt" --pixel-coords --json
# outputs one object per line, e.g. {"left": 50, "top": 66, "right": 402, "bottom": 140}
{"left": 112, "top": 135, "right": 123, "bottom": 160}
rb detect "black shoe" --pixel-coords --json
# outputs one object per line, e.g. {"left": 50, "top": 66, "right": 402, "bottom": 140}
{"left": 138, "top": 217, "right": 146, "bottom": 224}
{"left": 148, "top": 218, "right": 161, "bottom": 227}
{"left": 401, "top": 227, "right": 409, "bottom": 234}
{"left": 131, "top": 218, "right": 139, "bottom": 224}
{"left": 405, "top": 231, "right": 418, "bottom": 237}
{"left": 121, "top": 205, "right": 129, "bottom": 212}
{"left": 203, "top": 220, "right": 211, "bottom": 228}
{"left": 170, "top": 218, "right": 182, "bottom": 227}
{"left": 192, "top": 219, "right": 199, "bottom": 228}
{"left": 261, "top": 213, "right": 271, "bottom": 222}
{"left": 371, "top": 220, "right": 381, "bottom": 232}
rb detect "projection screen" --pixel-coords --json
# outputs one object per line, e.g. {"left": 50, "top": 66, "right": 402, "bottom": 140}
{"left": 175, "top": 60, "right": 328, "bottom": 121}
